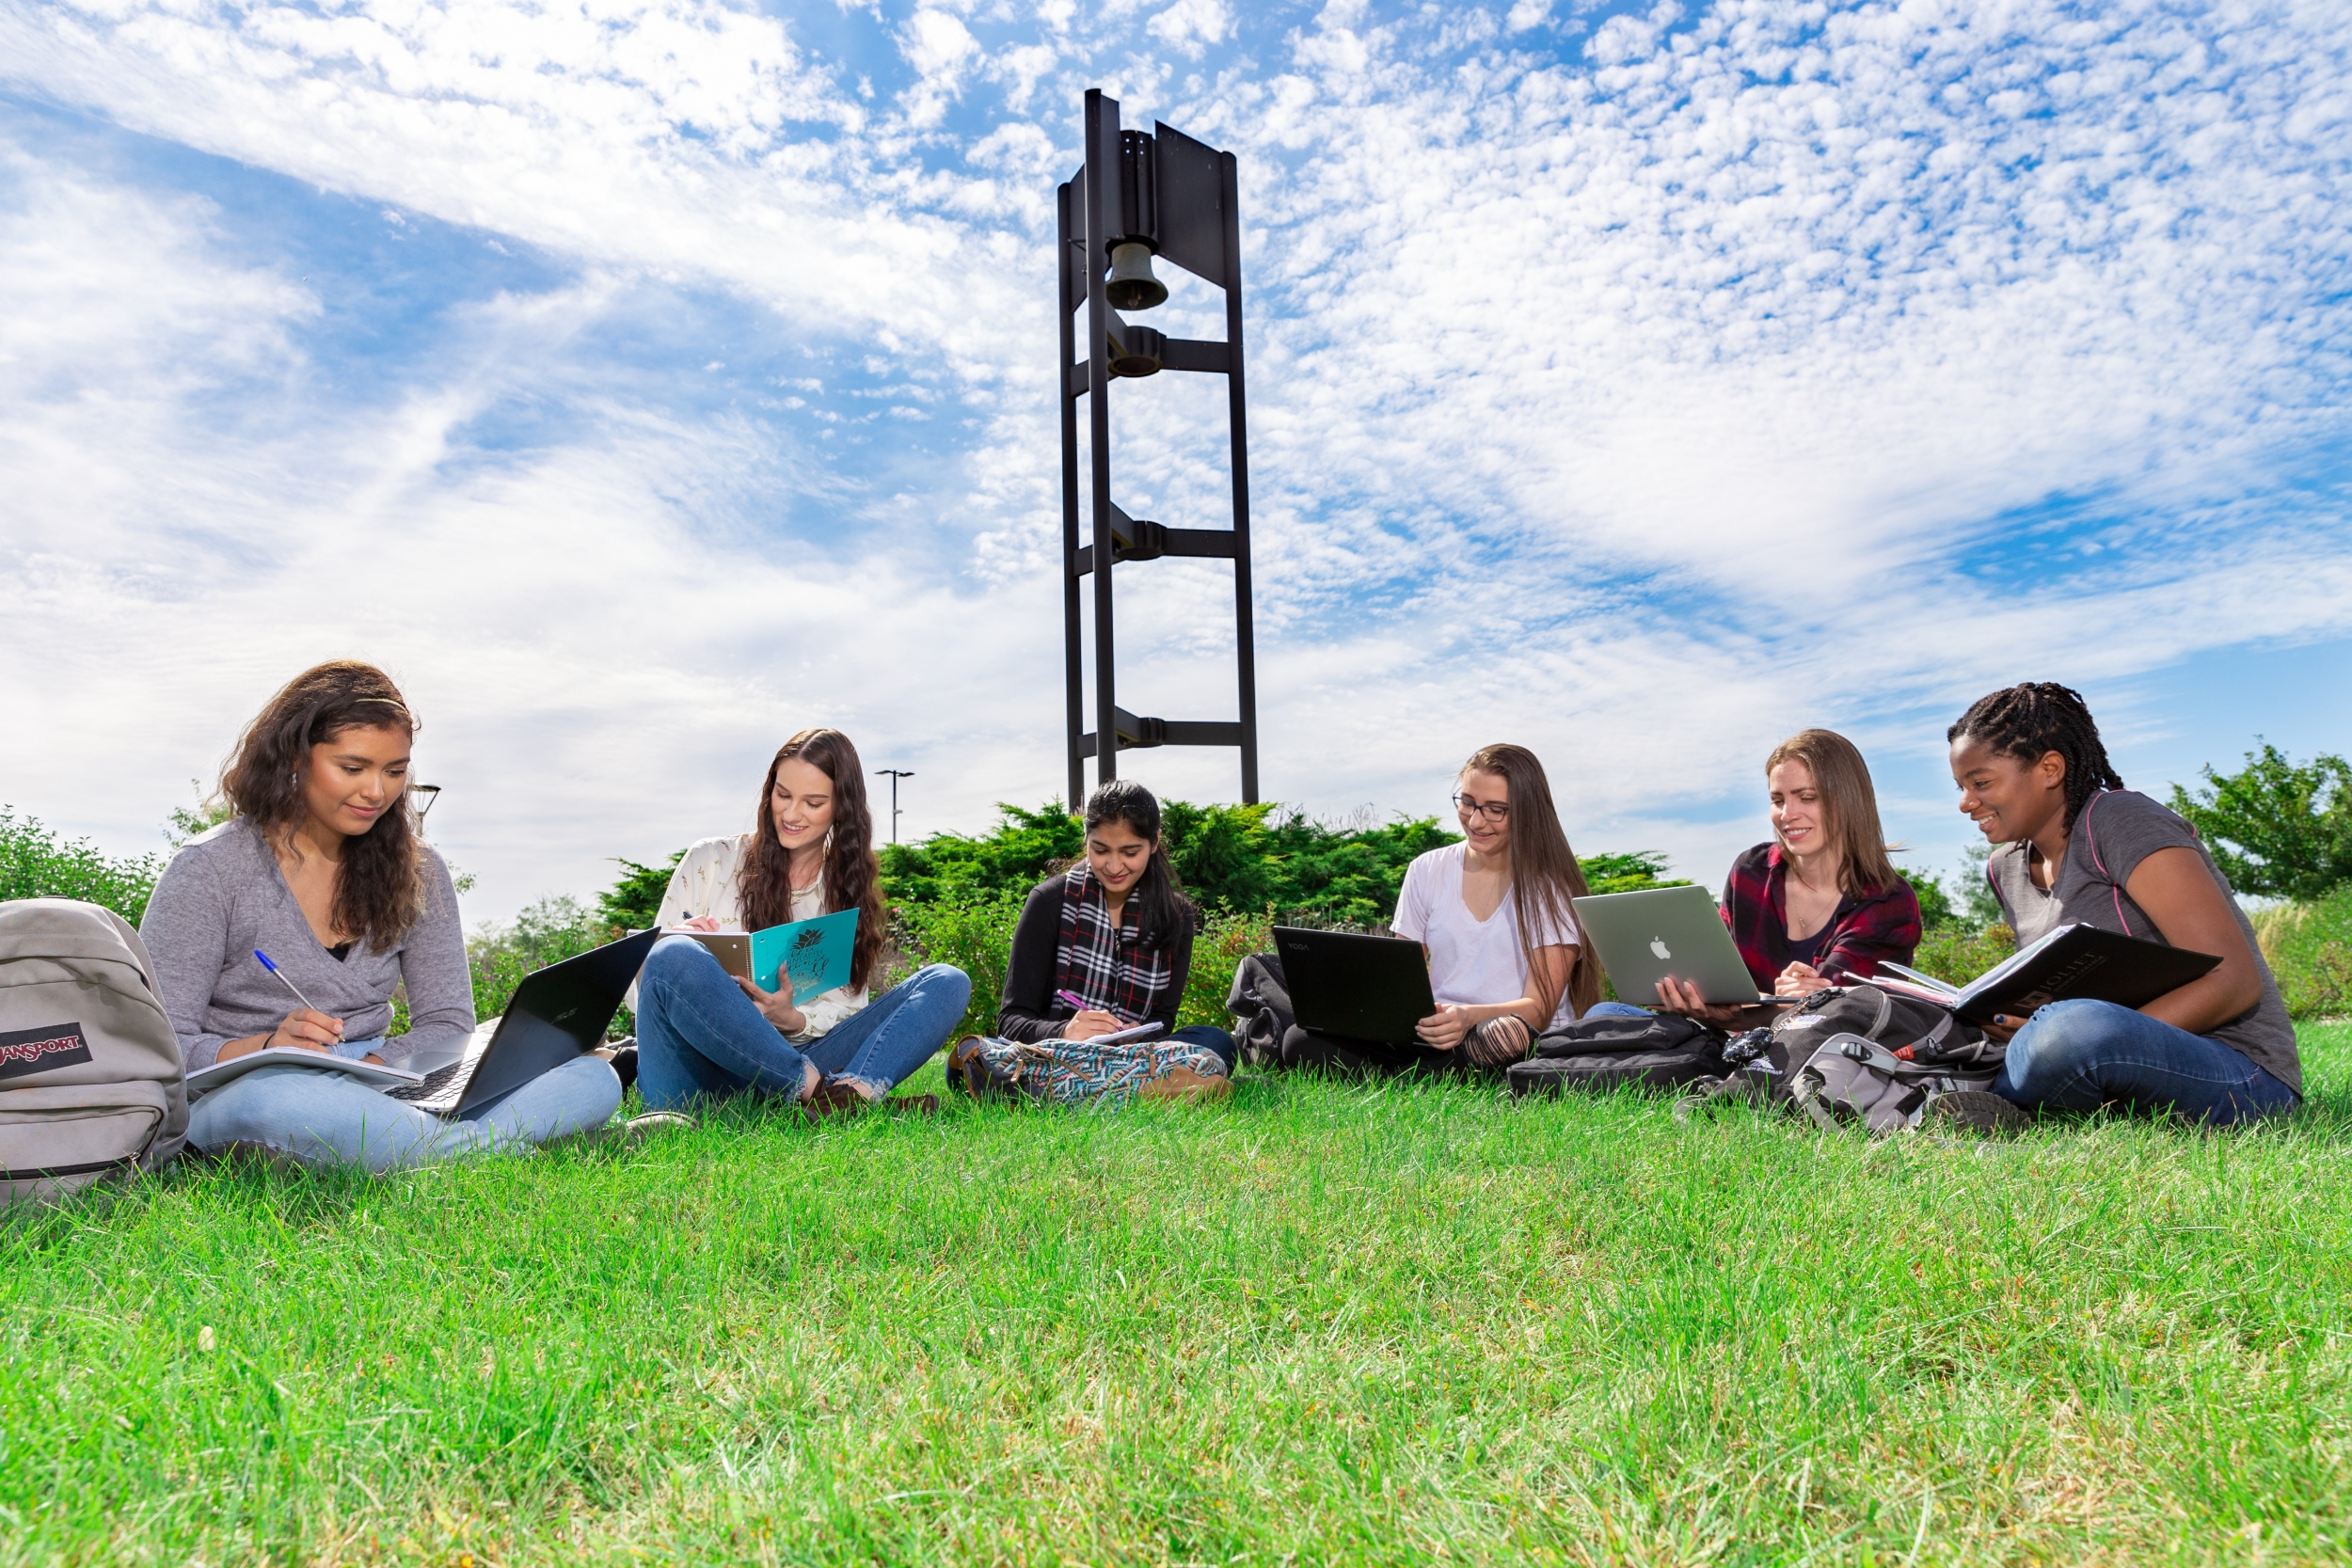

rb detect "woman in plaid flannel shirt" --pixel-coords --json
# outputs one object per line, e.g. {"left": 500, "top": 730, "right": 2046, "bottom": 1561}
{"left": 1652, "top": 728, "right": 1921, "bottom": 1027}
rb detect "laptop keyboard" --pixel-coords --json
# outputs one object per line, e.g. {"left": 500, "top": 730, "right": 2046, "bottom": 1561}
{"left": 387, "top": 1058, "right": 468, "bottom": 1103}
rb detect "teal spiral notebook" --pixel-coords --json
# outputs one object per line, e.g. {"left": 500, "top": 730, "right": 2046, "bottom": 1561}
{"left": 673, "top": 908, "right": 859, "bottom": 999}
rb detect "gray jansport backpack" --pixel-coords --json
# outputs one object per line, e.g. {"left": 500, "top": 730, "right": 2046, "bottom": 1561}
{"left": 0, "top": 898, "right": 189, "bottom": 1201}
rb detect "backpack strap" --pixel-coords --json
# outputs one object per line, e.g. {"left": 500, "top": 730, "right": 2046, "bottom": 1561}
{"left": 2075, "top": 789, "right": 2133, "bottom": 937}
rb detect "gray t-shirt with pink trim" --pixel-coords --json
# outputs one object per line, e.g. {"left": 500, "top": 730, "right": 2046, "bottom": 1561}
{"left": 1987, "top": 790, "right": 2297, "bottom": 1094}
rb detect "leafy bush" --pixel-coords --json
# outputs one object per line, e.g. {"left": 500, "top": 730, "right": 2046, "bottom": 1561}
{"left": 1898, "top": 866, "right": 1958, "bottom": 929}
{"left": 467, "top": 895, "right": 632, "bottom": 1036}
{"left": 883, "top": 801, "right": 1687, "bottom": 928}
{"left": 888, "top": 893, "right": 1028, "bottom": 1042}
{"left": 2170, "top": 742, "right": 2352, "bottom": 900}
{"left": 0, "top": 808, "right": 162, "bottom": 926}
{"left": 2251, "top": 886, "right": 2352, "bottom": 1020}
{"left": 1907, "top": 923, "right": 2017, "bottom": 987}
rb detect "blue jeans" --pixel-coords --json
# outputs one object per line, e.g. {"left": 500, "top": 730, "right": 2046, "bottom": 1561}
{"left": 187, "top": 1042, "right": 622, "bottom": 1173}
{"left": 1168, "top": 1024, "right": 1237, "bottom": 1073}
{"left": 634, "top": 937, "right": 971, "bottom": 1112}
{"left": 1995, "top": 999, "right": 2298, "bottom": 1126}
{"left": 1582, "top": 1002, "right": 1652, "bottom": 1019}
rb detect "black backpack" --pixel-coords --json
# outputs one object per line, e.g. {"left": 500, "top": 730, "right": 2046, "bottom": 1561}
{"left": 1505, "top": 1012, "right": 1724, "bottom": 1099}
{"left": 1225, "top": 952, "right": 1295, "bottom": 1069}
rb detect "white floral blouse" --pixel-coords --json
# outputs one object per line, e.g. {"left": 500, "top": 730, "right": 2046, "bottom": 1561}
{"left": 646, "top": 832, "right": 870, "bottom": 1039}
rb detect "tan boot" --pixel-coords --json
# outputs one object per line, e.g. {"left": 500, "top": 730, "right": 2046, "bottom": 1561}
{"left": 1137, "top": 1066, "right": 1232, "bottom": 1102}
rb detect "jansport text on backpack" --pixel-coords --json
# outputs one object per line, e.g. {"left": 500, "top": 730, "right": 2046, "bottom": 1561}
{"left": 0, "top": 899, "right": 189, "bottom": 1201}
{"left": 1506, "top": 1012, "right": 1724, "bottom": 1099}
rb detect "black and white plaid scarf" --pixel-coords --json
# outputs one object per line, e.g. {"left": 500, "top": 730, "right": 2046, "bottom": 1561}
{"left": 1051, "top": 865, "right": 1175, "bottom": 1025}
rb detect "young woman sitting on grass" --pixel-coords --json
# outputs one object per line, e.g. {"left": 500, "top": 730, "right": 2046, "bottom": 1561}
{"left": 142, "top": 661, "right": 623, "bottom": 1172}
{"left": 632, "top": 728, "right": 970, "bottom": 1118}
{"left": 1948, "top": 682, "right": 2299, "bottom": 1126}
{"left": 1650, "top": 728, "right": 1922, "bottom": 1026}
{"left": 1279, "top": 743, "right": 1599, "bottom": 1076}
{"left": 982, "top": 780, "right": 1235, "bottom": 1094}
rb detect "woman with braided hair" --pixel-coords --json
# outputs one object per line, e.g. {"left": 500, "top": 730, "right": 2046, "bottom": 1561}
{"left": 1948, "top": 682, "right": 2298, "bottom": 1126}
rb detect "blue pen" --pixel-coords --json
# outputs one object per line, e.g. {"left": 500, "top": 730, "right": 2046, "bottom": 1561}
{"left": 252, "top": 950, "right": 325, "bottom": 1015}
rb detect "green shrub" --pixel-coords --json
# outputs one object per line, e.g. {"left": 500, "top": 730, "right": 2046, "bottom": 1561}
{"left": 1908, "top": 922, "right": 2017, "bottom": 987}
{"left": 883, "top": 801, "right": 1465, "bottom": 926}
{"left": 1899, "top": 866, "right": 1958, "bottom": 929}
{"left": 466, "top": 896, "right": 632, "bottom": 1037}
{"left": 2251, "top": 886, "right": 2352, "bottom": 1019}
{"left": 890, "top": 892, "right": 1029, "bottom": 1040}
{"left": 0, "top": 808, "right": 162, "bottom": 926}
{"left": 597, "top": 851, "right": 685, "bottom": 929}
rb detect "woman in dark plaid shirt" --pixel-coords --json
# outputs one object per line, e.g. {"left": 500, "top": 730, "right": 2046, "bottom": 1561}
{"left": 992, "top": 781, "right": 1237, "bottom": 1091}
{"left": 1655, "top": 729, "right": 1921, "bottom": 1026}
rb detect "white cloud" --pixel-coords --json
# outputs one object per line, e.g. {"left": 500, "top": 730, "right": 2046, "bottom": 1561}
{"left": 1146, "top": 0, "right": 1232, "bottom": 57}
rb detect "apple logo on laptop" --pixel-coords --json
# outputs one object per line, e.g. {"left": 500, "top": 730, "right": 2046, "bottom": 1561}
{"left": 1649, "top": 937, "right": 1671, "bottom": 959}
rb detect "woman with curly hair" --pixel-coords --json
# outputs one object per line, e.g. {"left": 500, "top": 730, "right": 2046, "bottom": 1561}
{"left": 631, "top": 728, "right": 970, "bottom": 1117}
{"left": 141, "top": 660, "right": 623, "bottom": 1170}
{"left": 1948, "top": 682, "right": 2298, "bottom": 1126}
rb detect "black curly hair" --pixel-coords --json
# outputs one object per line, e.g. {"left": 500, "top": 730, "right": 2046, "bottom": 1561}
{"left": 1947, "top": 682, "right": 2124, "bottom": 832}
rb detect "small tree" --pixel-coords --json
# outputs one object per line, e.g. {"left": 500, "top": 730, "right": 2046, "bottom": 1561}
{"left": 1899, "top": 867, "right": 1957, "bottom": 929}
{"left": 2169, "top": 742, "right": 2352, "bottom": 901}
{"left": 597, "top": 850, "right": 685, "bottom": 929}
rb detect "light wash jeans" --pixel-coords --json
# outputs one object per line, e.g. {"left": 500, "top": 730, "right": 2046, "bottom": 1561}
{"left": 634, "top": 936, "right": 971, "bottom": 1112}
{"left": 1582, "top": 1002, "right": 1653, "bottom": 1019}
{"left": 1994, "top": 998, "right": 2298, "bottom": 1127}
{"left": 186, "top": 1037, "right": 624, "bottom": 1173}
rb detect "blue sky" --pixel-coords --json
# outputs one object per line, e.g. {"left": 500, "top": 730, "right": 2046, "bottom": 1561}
{"left": 3, "top": 0, "right": 2349, "bottom": 923}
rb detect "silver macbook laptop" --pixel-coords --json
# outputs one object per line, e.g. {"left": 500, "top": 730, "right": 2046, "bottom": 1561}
{"left": 1572, "top": 884, "right": 1788, "bottom": 1007}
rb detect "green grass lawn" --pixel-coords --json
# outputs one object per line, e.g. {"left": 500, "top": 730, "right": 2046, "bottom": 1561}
{"left": 8, "top": 1026, "right": 2351, "bottom": 1566}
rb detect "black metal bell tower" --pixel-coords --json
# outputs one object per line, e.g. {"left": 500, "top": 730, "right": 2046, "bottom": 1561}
{"left": 1058, "top": 88, "right": 1259, "bottom": 808}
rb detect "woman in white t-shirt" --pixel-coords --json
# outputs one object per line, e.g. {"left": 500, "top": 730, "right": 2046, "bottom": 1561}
{"left": 1280, "top": 743, "right": 1601, "bottom": 1075}
{"left": 630, "top": 728, "right": 970, "bottom": 1118}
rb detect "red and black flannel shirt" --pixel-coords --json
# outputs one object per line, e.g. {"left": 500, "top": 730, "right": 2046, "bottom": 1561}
{"left": 1720, "top": 842, "right": 1921, "bottom": 989}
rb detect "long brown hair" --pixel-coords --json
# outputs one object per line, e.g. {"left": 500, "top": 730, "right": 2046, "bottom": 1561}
{"left": 1461, "top": 743, "right": 1600, "bottom": 1020}
{"left": 1764, "top": 728, "right": 1904, "bottom": 896}
{"left": 739, "top": 728, "right": 886, "bottom": 990}
{"left": 220, "top": 660, "right": 427, "bottom": 948}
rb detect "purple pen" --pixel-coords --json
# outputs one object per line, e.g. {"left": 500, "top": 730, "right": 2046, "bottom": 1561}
{"left": 1056, "top": 989, "right": 1092, "bottom": 1011}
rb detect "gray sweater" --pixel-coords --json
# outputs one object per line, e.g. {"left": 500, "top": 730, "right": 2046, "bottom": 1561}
{"left": 139, "top": 820, "right": 474, "bottom": 1072}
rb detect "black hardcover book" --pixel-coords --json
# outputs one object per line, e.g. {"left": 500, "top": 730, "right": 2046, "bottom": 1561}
{"left": 1909, "top": 923, "right": 2220, "bottom": 1023}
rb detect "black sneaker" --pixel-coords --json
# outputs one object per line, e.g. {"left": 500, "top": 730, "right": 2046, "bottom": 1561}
{"left": 605, "top": 1040, "right": 639, "bottom": 1093}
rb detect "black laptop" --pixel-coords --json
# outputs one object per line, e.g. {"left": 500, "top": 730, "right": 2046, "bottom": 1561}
{"left": 390, "top": 927, "right": 660, "bottom": 1117}
{"left": 1274, "top": 926, "right": 1438, "bottom": 1047}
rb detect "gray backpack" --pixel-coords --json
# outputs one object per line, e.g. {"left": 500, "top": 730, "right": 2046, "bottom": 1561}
{"left": 0, "top": 898, "right": 190, "bottom": 1201}
{"left": 1785, "top": 1033, "right": 2004, "bottom": 1133}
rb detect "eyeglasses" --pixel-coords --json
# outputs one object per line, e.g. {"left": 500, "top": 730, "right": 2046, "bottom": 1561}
{"left": 1452, "top": 794, "right": 1510, "bottom": 822}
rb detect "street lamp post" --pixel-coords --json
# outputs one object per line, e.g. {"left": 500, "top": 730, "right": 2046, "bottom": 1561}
{"left": 875, "top": 769, "right": 914, "bottom": 844}
{"left": 1058, "top": 87, "right": 1260, "bottom": 809}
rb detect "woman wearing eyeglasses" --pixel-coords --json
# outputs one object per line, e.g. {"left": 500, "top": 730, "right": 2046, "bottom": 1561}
{"left": 1277, "top": 743, "right": 1600, "bottom": 1075}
